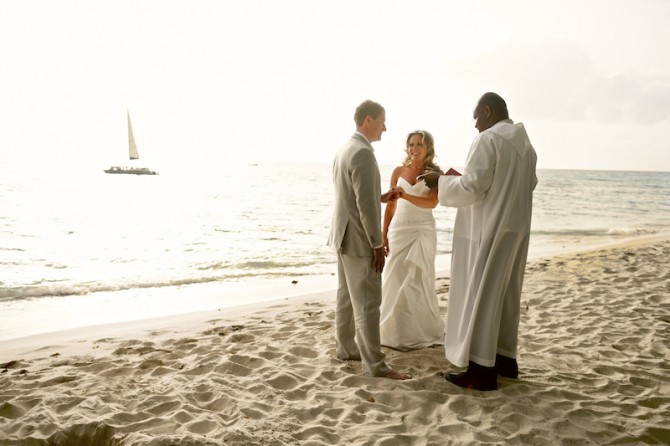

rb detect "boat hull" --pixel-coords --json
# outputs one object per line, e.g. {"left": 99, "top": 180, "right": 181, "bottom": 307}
{"left": 104, "top": 167, "right": 158, "bottom": 175}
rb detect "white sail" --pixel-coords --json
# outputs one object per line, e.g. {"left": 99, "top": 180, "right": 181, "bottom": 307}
{"left": 128, "top": 110, "right": 139, "bottom": 160}
{"left": 104, "top": 110, "right": 157, "bottom": 175}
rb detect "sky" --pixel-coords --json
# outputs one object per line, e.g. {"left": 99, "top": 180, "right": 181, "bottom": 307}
{"left": 1, "top": 0, "right": 669, "bottom": 173}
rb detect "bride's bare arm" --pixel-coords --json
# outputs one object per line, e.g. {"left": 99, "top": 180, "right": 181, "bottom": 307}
{"left": 398, "top": 187, "right": 439, "bottom": 209}
{"left": 382, "top": 167, "right": 402, "bottom": 256}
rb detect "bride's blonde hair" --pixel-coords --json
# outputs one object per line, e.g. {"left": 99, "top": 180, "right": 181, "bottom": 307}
{"left": 402, "top": 130, "right": 441, "bottom": 173}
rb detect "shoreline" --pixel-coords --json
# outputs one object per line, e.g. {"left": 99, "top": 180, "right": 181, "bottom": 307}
{"left": 0, "top": 237, "right": 670, "bottom": 446}
{"left": 0, "top": 235, "right": 668, "bottom": 444}
{"left": 1, "top": 232, "right": 668, "bottom": 347}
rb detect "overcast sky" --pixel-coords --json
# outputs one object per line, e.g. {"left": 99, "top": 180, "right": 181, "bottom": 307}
{"left": 1, "top": 0, "right": 669, "bottom": 173}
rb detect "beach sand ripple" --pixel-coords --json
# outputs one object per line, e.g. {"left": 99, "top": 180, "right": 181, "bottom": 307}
{"left": 1, "top": 240, "right": 669, "bottom": 445}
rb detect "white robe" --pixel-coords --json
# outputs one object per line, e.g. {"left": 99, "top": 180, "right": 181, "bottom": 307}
{"left": 438, "top": 119, "right": 537, "bottom": 368}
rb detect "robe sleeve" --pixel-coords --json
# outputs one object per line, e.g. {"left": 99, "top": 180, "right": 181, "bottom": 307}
{"left": 438, "top": 133, "right": 496, "bottom": 208}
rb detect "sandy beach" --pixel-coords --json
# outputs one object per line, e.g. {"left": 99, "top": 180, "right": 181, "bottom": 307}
{"left": 1, "top": 238, "right": 669, "bottom": 445}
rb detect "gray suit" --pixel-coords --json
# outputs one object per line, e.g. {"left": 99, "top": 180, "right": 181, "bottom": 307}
{"left": 328, "top": 133, "right": 391, "bottom": 377}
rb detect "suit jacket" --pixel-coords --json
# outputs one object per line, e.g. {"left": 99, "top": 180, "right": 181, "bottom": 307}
{"left": 328, "top": 133, "right": 383, "bottom": 256}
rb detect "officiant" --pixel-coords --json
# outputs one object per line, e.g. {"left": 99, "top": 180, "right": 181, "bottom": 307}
{"left": 420, "top": 92, "right": 538, "bottom": 391}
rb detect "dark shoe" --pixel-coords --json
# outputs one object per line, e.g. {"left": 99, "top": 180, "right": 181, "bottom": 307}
{"left": 495, "top": 354, "right": 519, "bottom": 379}
{"left": 446, "top": 362, "right": 497, "bottom": 391}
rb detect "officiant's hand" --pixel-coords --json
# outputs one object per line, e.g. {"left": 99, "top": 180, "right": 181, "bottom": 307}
{"left": 417, "top": 172, "right": 441, "bottom": 189}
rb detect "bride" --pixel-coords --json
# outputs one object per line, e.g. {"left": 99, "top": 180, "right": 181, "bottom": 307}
{"left": 380, "top": 130, "right": 444, "bottom": 351}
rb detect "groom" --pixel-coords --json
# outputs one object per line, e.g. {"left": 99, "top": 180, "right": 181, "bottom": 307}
{"left": 328, "top": 100, "right": 410, "bottom": 380}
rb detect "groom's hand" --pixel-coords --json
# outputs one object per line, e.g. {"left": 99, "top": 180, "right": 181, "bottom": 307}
{"left": 381, "top": 189, "right": 399, "bottom": 203}
{"left": 417, "top": 172, "right": 441, "bottom": 189}
{"left": 372, "top": 246, "right": 385, "bottom": 274}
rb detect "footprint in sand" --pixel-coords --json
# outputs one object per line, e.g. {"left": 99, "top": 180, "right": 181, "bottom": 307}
{"left": 0, "top": 401, "right": 25, "bottom": 419}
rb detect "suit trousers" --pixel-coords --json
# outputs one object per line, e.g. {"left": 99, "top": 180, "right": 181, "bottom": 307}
{"left": 335, "top": 252, "right": 391, "bottom": 377}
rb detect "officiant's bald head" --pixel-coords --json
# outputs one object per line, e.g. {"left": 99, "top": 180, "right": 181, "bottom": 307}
{"left": 473, "top": 92, "right": 509, "bottom": 133}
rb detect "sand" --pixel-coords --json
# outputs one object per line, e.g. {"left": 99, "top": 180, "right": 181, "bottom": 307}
{"left": 1, "top": 238, "right": 669, "bottom": 445}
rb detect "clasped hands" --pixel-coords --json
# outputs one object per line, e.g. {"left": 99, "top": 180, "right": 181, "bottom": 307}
{"left": 381, "top": 187, "right": 402, "bottom": 203}
{"left": 381, "top": 172, "right": 441, "bottom": 204}
{"left": 380, "top": 185, "right": 416, "bottom": 203}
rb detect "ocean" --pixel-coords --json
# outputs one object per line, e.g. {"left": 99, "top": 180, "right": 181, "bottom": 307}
{"left": 1, "top": 163, "right": 669, "bottom": 340}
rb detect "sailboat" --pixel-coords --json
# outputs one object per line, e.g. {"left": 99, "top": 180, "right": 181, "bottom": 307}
{"left": 104, "top": 111, "right": 158, "bottom": 175}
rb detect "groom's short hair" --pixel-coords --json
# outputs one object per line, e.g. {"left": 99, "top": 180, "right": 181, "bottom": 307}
{"left": 354, "top": 100, "right": 385, "bottom": 127}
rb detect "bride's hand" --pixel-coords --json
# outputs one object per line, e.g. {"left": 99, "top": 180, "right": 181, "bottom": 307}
{"left": 396, "top": 186, "right": 406, "bottom": 199}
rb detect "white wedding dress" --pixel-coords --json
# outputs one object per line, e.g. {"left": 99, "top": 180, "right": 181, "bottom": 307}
{"left": 380, "top": 177, "right": 444, "bottom": 351}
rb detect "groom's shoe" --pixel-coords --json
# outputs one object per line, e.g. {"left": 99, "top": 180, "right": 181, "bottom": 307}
{"left": 446, "top": 362, "right": 497, "bottom": 391}
{"left": 495, "top": 354, "right": 519, "bottom": 379}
